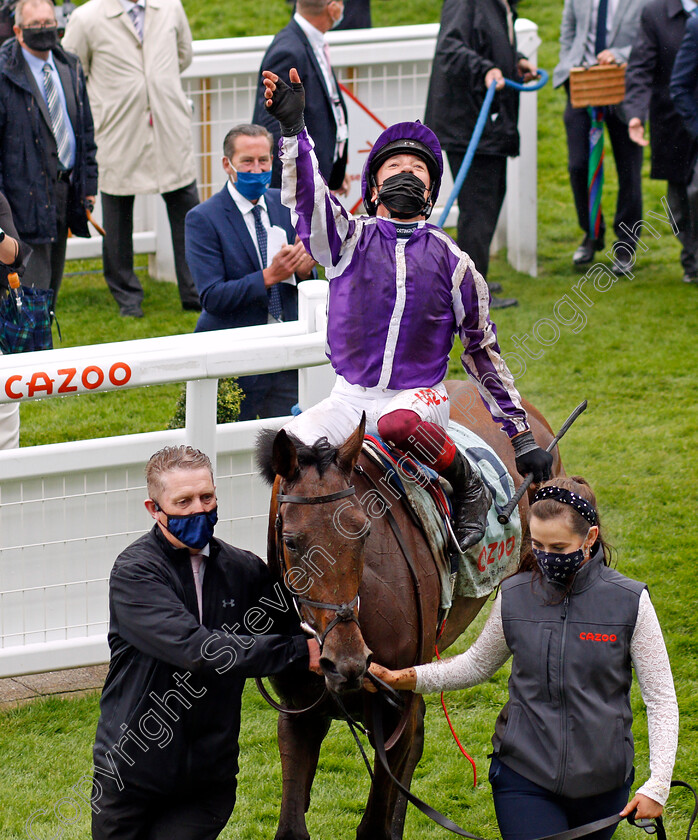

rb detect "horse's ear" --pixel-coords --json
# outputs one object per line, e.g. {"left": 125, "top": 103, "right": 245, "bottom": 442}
{"left": 271, "top": 429, "right": 300, "bottom": 481}
{"left": 337, "top": 412, "right": 366, "bottom": 475}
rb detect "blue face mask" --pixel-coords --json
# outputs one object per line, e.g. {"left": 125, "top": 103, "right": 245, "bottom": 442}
{"left": 157, "top": 505, "right": 218, "bottom": 549}
{"left": 233, "top": 169, "right": 272, "bottom": 202}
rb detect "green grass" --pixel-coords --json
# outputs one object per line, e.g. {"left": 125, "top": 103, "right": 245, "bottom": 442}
{"left": 3, "top": 0, "right": 697, "bottom": 837}
{"left": 18, "top": 256, "right": 198, "bottom": 445}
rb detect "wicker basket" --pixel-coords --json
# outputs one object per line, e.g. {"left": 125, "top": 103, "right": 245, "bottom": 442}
{"left": 569, "top": 64, "right": 626, "bottom": 108}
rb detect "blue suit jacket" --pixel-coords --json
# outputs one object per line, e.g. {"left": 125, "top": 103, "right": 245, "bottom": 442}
{"left": 252, "top": 19, "right": 348, "bottom": 190}
{"left": 185, "top": 185, "right": 299, "bottom": 332}
{"left": 670, "top": 14, "right": 698, "bottom": 139}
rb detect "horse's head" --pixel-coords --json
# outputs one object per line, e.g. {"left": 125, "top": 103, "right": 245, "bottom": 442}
{"left": 258, "top": 416, "right": 372, "bottom": 694}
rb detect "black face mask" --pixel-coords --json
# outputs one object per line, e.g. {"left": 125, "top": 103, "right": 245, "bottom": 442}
{"left": 375, "top": 172, "right": 431, "bottom": 220}
{"left": 22, "top": 25, "right": 59, "bottom": 52}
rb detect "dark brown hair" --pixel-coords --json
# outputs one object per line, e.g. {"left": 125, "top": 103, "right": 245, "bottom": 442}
{"left": 223, "top": 124, "right": 273, "bottom": 160}
{"left": 517, "top": 476, "right": 614, "bottom": 597}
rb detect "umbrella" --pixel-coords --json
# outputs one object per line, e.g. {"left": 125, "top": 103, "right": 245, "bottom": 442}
{"left": 588, "top": 106, "right": 605, "bottom": 243}
{"left": 0, "top": 272, "right": 54, "bottom": 354}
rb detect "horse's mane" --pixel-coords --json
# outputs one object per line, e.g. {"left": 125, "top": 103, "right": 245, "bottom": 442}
{"left": 255, "top": 429, "right": 342, "bottom": 486}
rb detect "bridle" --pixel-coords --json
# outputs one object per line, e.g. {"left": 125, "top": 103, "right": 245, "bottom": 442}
{"left": 275, "top": 484, "right": 362, "bottom": 651}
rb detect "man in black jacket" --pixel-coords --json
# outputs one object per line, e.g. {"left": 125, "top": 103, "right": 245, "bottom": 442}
{"left": 90, "top": 445, "right": 319, "bottom": 840}
{"left": 424, "top": 0, "right": 535, "bottom": 309}
{"left": 626, "top": 0, "right": 698, "bottom": 284}
{"left": 0, "top": 0, "right": 97, "bottom": 306}
{"left": 253, "top": 0, "right": 348, "bottom": 192}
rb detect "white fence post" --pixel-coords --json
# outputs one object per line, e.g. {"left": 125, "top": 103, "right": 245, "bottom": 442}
{"left": 185, "top": 378, "right": 219, "bottom": 472}
{"left": 148, "top": 197, "right": 178, "bottom": 283}
{"left": 505, "top": 19, "right": 541, "bottom": 277}
{"left": 297, "top": 280, "right": 334, "bottom": 411}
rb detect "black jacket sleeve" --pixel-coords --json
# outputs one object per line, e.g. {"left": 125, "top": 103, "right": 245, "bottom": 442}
{"left": 432, "top": 0, "right": 496, "bottom": 85}
{"left": 670, "top": 17, "right": 698, "bottom": 138}
{"left": 109, "top": 560, "right": 308, "bottom": 678}
{"left": 624, "top": 7, "right": 659, "bottom": 123}
{"left": 76, "top": 58, "right": 98, "bottom": 196}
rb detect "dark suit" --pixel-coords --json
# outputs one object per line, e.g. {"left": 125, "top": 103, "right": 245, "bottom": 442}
{"left": 424, "top": 0, "right": 521, "bottom": 278}
{"left": 252, "top": 19, "right": 348, "bottom": 190}
{"left": 627, "top": 0, "right": 698, "bottom": 276}
{"left": 185, "top": 185, "right": 300, "bottom": 420}
{"left": 626, "top": 0, "right": 696, "bottom": 183}
{"left": 0, "top": 39, "right": 97, "bottom": 303}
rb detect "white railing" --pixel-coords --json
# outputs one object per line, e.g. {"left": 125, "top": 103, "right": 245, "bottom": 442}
{"left": 66, "top": 20, "right": 541, "bottom": 277}
{"left": 0, "top": 282, "right": 334, "bottom": 677}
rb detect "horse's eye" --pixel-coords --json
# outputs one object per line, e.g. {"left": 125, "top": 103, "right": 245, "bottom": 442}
{"left": 283, "top": 536, "right": 298, "bottom": 553}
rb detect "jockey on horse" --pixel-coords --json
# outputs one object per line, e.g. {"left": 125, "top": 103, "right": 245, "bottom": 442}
{"left": 261, "top": 67, "right": 553, "bottom": 552}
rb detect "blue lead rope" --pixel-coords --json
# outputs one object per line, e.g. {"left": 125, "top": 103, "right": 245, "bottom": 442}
{"left": 437, "top": 68, "right": 549, "bottom": 229}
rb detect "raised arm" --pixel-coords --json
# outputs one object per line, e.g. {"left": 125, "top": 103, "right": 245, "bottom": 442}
{"left": 261, "top": 68, "right": 356, "bottom": 266}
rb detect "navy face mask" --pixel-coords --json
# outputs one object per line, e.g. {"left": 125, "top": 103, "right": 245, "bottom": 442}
{"left": 157, "top": 505, "right": 218, "bottom": 549}
{"left": 233, "top": 169, "right": 272, "bottom": 202}
{"left": 533, "top": 546, "right": 586, "bottom": 583}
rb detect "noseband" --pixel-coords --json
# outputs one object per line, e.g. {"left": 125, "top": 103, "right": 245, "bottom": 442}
{"left": 276, "top": 484, "right": 362, "bottom": 650}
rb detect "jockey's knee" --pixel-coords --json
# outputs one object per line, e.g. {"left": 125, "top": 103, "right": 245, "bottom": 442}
{"left": 377, "top": 409, "right": 420, "bottom": 447}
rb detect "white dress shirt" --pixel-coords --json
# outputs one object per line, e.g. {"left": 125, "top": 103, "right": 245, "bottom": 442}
{"left": 227, "top": 180, "right": 295, "bottom": 321}
{"left": 293, "top": 12, "right": 348, "bottom": 160}
{"left": 583, "top": 0, "right": 620, "bottom": 65}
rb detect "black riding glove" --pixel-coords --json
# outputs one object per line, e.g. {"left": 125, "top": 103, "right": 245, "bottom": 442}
{"left": 265, "top": 73, "right": 306, "bottom": 137}
{"left": 512, "top": 431, "right": 553, "bottom": 483}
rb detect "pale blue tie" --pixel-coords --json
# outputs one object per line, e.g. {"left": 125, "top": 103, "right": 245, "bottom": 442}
{"left": 128, "top": 5, "right": 144, "bottom": 41}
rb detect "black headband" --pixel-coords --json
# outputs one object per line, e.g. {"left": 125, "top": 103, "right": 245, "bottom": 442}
{"left": 531, "top": 486, "right": 598, "bottom": 526}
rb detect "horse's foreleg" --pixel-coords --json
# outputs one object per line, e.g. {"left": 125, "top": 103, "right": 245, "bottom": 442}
{"left": 390, "top": 703, "right": 425, "bottom": 840}
{"left": 356, "top": 697, "right": 425, "bottom": 840}
{"left": 275, "top": 711, "right": 331, "bottom": 840}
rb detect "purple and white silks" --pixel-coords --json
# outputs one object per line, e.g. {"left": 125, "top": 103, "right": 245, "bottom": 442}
{"left": 280, "top": 130, "right": 529, "bottom": 438}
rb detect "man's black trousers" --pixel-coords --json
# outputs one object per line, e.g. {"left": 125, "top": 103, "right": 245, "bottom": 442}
{"left": 563, "top": 97, "right": 643, "bottom": 249}
{"left": 91, "top": 780, "right": 237, "bottom": 840}
{"left": 446, "top": 151, "right": 507, "bottom": 280}
{"left": 101, "top": 181, "right": 201, "bottom": 314}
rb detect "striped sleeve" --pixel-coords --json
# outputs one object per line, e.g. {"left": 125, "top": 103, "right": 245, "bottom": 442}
{"left": 279, "top": 130, "right": 356, "bottom": 267}
{"left": 431, "top": 229, "right": 529, "bottom": 437}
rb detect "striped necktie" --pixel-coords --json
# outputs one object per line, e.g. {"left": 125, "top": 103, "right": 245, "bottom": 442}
{"left": 42, "top": 63, "right": 71, "bottom": 170}
{"left": 128, "top": 4, "right": 144, "bottom": 41}
{"left": 252, "top": 204, "right": 283, "bottom": 321}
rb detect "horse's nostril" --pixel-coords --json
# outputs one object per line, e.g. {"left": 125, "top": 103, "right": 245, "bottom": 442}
{"left": 320, "top": 657, "right": 338, "bottom": 675}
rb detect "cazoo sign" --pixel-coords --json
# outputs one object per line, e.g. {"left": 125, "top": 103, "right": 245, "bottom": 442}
{"left": 2, "top": 362, "right": 132, "bottom": 400}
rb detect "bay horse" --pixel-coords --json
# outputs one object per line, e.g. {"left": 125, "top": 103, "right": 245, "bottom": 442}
{"left": 256, "top": 380, "right": 563, "bottom": 840}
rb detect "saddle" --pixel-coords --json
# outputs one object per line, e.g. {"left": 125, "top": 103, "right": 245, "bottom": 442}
{"left": 361, "top": 421, "right": 522, "bottom": 609}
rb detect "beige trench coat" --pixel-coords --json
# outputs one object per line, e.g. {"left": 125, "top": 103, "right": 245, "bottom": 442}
{"left": 63, "top": 0, "right": 197, "bottom": 195}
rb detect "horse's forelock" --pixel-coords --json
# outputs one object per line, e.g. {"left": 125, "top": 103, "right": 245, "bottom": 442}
{"left": 255, "top": 430, "right": 342, "bottom": 485}
{"left": 255, "top": 428, "right": 282, "bottom": 485}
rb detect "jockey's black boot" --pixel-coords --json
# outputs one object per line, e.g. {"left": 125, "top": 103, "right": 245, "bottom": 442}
{"left": 441, "top": 451, "right": 491, "bottom": 552}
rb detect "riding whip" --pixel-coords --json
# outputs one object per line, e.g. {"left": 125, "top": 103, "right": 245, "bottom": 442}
{"left": 497, "top": 399, "right": 588, "bottom": 525}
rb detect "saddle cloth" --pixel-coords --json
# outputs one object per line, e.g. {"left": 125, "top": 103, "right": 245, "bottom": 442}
{"left": 362, "top": 421, "right": 521, "bottom": 608}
